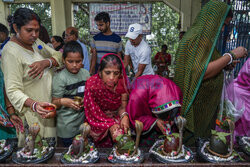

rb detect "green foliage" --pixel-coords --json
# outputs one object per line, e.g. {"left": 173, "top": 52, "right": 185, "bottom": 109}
{"left": 73, "top": 2, "right": 179, "bottom": 61}
{"left": 115, "top": 135, "right": 123, "bottom": 142}
{"left": 75, "top": 134, "right": 82, "bottom": 140}
{"left": 150, "top": 2, "right": 180, "bottom": 61}
{"left": 120, "top": 141, "right": 135, "bottom": 152}
{"left": 9, "top": 3, "right": 52, "bottom": 36}
{"left": 64, "top": 153, "right": 72, "bottom": 161}
{"left": 211, "top": 130, "right": 230, "bottom": 144}
{"left": 116, "top": 134, "right": 135, "bottom": 152}
{"left": 74, "top": 3, "right": 90, "bottom": 47}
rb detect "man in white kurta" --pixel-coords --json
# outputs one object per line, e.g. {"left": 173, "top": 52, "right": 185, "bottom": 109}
{"left": 1, "top": 39, "right": 62, "bottom": 146}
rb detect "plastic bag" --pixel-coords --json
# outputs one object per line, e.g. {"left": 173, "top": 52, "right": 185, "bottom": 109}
{"left": 218, "top": 70, "right": 245, "bottom": 123}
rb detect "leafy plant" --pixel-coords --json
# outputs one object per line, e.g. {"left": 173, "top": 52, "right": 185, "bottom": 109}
{"left": 64, "top": 153, "right": 72, "bottom": 161}
{"left": 120, "top": 141, "right": 135, "bottom": 151}
{"left": 211, "top": 130, "right": 230, "bottom": 144}
{"left": 159, "top": 133, "right": 179, "bottom": 142}
{"left": 116, "top": 134, "right": 135, "bottom": 152}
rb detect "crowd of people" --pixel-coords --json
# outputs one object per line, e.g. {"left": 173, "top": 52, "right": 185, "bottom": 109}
{"left": 0, "top": 0, "right": 248, "bottom": 150}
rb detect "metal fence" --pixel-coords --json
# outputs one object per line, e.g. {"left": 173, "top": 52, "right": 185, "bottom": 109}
{"left": 215, "top": 0, "right": 249, "bottom": 78}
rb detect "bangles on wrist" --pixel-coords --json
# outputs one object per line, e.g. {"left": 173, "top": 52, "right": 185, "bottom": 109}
{"left": 120, "top": 112, "right": 128, "bottom": 120}
{"left": 223, "top": 53, "right": 233, "bottom": 65}
{"left": 229, "top": 51, "right": 237, "bottom": 60}
{"left": 46, "top": 58, "right": 53, "bottom": 69}
{"left": 30, "top": 102, "right": 37, "bottom": 112}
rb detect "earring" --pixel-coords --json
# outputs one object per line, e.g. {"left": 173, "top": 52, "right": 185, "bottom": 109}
{"left": 16, "top": 32, "right": 20, "bottom": 38}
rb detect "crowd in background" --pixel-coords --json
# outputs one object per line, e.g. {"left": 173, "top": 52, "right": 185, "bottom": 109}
{"left": 0, "top": 0, "right": 248, "bottom": 150}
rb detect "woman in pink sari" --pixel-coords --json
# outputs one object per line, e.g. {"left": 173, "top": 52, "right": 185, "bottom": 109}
{"left": 227, "top": 58, "right": 249, "bottom": 138}
{"left": 127, "top": 75, "right": 182, "bottom": 138}
{"left": 84, "top": 53, "right": 130, "bottom": 147}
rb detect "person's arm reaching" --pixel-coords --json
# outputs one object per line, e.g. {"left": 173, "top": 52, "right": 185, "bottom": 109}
{"left": 204, "top": 46, "right": 247, "bottom": 80}
{"left": 134, "top": 64, "right": 146, "bottom": 79}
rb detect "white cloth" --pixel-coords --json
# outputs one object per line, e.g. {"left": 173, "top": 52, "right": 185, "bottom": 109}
{"left": 125, "top": 39, "right": 154, "bottom": 76}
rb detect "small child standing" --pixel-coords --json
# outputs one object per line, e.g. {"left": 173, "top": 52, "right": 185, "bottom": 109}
{"left": 52, "top": 41, "right": 90, "bottom": 147}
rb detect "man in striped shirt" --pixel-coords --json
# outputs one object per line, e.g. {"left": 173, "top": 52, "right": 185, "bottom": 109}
{"left": 90, "top": 12, "right": 122, "bottom": 75}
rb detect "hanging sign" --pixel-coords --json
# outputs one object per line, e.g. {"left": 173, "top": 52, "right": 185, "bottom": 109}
{"left": 89, "top": 3, "right": 152, "bottom": 35}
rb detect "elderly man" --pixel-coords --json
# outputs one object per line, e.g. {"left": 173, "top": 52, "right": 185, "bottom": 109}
{"left": 65, "top": 27, "right": 90, "bottom": 71}
{"left": 124, "top": 23, "right": 154, "bottom": 80}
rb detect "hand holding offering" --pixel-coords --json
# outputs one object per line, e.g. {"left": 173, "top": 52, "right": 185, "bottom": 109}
{"left": 43, "top": 104, "right": 57, "bottom": 119}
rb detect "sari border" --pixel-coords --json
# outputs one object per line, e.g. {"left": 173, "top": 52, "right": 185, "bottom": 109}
{"left": 141, "top": 119, "right": 158, "bottom": 135}
{"left": 184, "top": 5, "right": 231, "bottom": 117}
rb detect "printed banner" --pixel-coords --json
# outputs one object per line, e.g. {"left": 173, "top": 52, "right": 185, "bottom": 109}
{"left": 89, "top": 3, "right": 152, "bottom": 35}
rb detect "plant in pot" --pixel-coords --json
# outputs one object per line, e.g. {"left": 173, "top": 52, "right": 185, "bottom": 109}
{"left": 162, "top": 133, "right": 180, "bottom": 155}
{"left": 207, "top": 119, "right": 235, "bottom": 158}
{"left": 208, "top": 130, "right": 230, "bottom": 155}
{"left": 115, "top": 134, "right": 135, "bottom": 156}
{"left": 162, "top": 116, "right": 186, "bottom": 156}
{"left": 115, "top": 120, "right": 143, "bottom": 157}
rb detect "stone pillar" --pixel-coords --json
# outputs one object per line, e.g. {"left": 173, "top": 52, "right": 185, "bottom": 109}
{"left": 64, "top": 0, "right": 74, "bottom": 28}
{"left": 0, "top": 1, "right": 10, "bottom": 27}
{"left": 163, "top": 0, "right": 201, "bottom": 31}
{"left": 50, "top": 0, "right": 67, "bottom": 36}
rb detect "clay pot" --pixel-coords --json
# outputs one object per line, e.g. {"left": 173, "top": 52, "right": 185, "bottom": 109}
{"left": 209, "top": 135, "right": 228, "bottom": 155}
{"left": 116, "top": 135, "right": 134, "bottom": 155}
{"left": 163, "top": 135, "right": 179, "bottom": 153}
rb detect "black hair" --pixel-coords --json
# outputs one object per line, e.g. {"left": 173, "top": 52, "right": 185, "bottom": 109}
{"left": 62, "top": 31, "right": 65, "bottom": 40}
{"left": 10, "top": 8, "right": 41, "bottom": 34}
{"left": 63, "top": 40, "right": 83, "bottom": 59}
{"left": 67, "top": 27, "right": 78, "bottom": 38}
{"left": 99, "top": 54, "right": 122, "bottom": 73}
{"left": 0, "top": 23, "right": 8, "bottom": 36}
{"left": 52, "top": 35, "right": 64, "bottom": 51}
{"left": 94, "top": 12, "right": 110, "bottom": 23}
{"left": 162, "top": 44, "right": 167, "bottom": 50}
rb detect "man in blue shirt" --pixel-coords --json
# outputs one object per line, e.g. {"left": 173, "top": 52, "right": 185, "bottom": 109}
{"left": 65, "top": 27, "right": 90, "bottom": 71}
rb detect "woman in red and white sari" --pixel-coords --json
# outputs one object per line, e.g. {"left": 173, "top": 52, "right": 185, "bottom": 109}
{"left": 84, "top": 53, "right": 130, "bottom": 147}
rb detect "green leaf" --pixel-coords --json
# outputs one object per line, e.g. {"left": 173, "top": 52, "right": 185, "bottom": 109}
{"left": 172, "top": 133, "right": 179, "bottom": 138}
{"left": 167, "top": 136, "right": 172, "bottom": 142}
{"left": 115, "top": 134, "right": 123, "bottom": 142}
{"left": 42, "top": 140, "right": 48, "bottom": 147}
{"left": 211, "top": 130, "right": 217, "bottom": 135}
{"left": 35, "top": 135, "right": 41, "bottom": 143}
{"left": 217, "top": 132, "right": 230, "bottom": 137}
{"left": 120, "top": 141, "right": 135, "bottom": 150}
{"left": 36, "top": 150, "right": 42, "bottom": 159}
{"left": 64, "top": 153, "right": 72, "bottom": 161}
{"left": 158, "top": 135, "right": 166, "bottom": 138}
{"left": 75, "top": 134, "right": 81, "bottom": 140}
{"left": 218, "top": 136, "right": 227, "bottom": 145}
